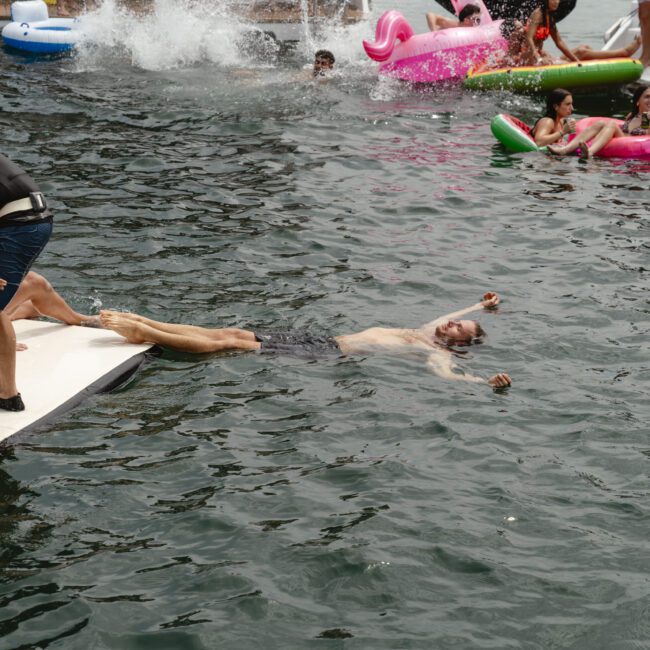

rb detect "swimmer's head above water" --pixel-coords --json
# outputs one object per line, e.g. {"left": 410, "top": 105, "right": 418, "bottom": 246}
{"left": 434, "top": 319, "right": 486, "bottom": 346}
{"left": 313, "top": 49, "right": 335, "bottom": 77}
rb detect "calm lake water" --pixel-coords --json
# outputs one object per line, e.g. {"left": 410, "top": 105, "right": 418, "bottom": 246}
{"left": 1, "top": 1, "right": 649, "bottom": 648}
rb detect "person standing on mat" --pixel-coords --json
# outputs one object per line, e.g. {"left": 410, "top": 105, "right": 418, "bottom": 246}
{"left": 0, "top": 154, "right": 53, "bottom": 412}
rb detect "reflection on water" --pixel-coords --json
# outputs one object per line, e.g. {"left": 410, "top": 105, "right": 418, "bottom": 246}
{"left": 0, "top": 1, "right": 649, "bottom": 647}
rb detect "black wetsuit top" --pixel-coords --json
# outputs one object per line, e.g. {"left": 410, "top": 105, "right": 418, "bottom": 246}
{"left": 254, "top": 331, "right": 340, "bottom": 356}
{"left": 0, "top": 154, "right": 52, "bottom": 227}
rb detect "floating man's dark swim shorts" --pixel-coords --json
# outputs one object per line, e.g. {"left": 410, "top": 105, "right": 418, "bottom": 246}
{"left": 254, "top": 331, "right": 340, "bottom": 357}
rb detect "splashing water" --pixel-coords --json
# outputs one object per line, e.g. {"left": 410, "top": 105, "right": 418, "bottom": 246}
{"left": 300, "top": 0, "right": 314, "bottom": 52}
{"left": 89, "top": 295, "right": 103, "bottom": 314}
{"left": 73, "top": 0, "right": 376, "bottom": 72}
{"left": 74, "top": 0, "right": 252, "bottom": 69}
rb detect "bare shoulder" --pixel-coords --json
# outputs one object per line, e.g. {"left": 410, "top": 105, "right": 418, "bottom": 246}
{"left": 534, "top": 116, "right": 554, "bottom": 134}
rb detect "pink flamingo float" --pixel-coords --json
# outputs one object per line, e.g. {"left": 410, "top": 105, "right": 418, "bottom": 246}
{"left": 363, "top": 1, "right": 506, "bottom": 83}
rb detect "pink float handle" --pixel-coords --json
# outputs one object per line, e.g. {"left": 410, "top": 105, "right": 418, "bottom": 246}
{"left": 363, "top": 10, "right": 415, "bottom": 62}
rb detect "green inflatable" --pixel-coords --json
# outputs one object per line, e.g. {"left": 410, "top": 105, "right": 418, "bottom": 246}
{"left": 490, "top": 114, "right": 544, "bottom": 153}
{"left": 465, "top": 58, "right": 643, "bottom": 93}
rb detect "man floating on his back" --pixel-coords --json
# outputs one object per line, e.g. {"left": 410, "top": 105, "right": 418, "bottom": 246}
{"left": 100, "top": 292, "right": 512, "bottom": 389}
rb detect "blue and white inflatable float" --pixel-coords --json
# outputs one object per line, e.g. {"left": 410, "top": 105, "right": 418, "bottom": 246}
{"left": 1, "top": 0, "right": 83, "bottom": 54}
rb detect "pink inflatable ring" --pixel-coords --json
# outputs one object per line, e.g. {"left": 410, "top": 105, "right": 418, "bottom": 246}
{"left": 491, "top": 113, "right": 650, "bottom": 160}
{"left": 572, "top": 117, "right": 650, "bottom": 160}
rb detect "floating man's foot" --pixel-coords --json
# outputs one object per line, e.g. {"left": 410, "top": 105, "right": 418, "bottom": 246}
{"left": 100, "top": 311, "right": 148, "bottom": 344}
{"left": 80, "top": 315, "right": 103, "bottom": 328}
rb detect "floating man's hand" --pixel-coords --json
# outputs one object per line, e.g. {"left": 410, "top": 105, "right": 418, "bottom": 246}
{"left": 488, "top": 373, "right": 511, "bottom": 388}
{"left": 482, "top": 292, "right": 500, "bottom": 309}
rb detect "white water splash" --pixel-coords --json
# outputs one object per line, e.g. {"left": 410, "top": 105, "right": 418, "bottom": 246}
{"left": 89, "top": 295, "right": 103, "bottom": 313}
{"left": 73, "top": 0, "right": 376, "bottom": 72}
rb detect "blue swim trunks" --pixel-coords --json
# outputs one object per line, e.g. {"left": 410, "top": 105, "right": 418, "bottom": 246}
{"left": 0, "top": 219, "right": 52, "bottom": 310}
{"left": 254, "top": 331, "right": 340, "bottom": 356}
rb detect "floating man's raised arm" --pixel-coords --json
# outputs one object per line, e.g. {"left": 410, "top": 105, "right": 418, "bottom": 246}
{"left": 420, "top": 292, "right": 500, "bottom": 333}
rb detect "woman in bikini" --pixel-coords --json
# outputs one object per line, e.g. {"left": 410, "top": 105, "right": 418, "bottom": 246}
{"left": 525, "top": 0, "right": 577, "bottom": 65}
{"left": 532, "top": 88, "right": 623, "bottom": 159}
{"left": 477, "top": 17, "right": 640, "bottom": 73}
{"left": 621, "top": 84, "right": 650, "bottom": 136}
{"left": 525, "top": 0, "right": 641, "bottom": 66}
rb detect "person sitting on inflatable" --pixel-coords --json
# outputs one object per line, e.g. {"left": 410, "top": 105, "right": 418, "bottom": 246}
{"left": 561, "top": 37, "right": 641, "bottom": 62}
{"left": 474, "top": 18, "right": 528, "bottom": 70}
{"left": 532, "top": 88, "right": 623, "bottom": 158}
{"left": 480, "top": 13, "right": 640, "bottom": 72}
{"left": 524, "top": 0, "right": 640, "bottom": 65}
{"left": 426, "top": 3, "right": 481, "bottom": 31}
{"left": 525, "top": 0, "right": 579, "bottom": 65}
{"left": 621, "top": 84, "right": 650, "bottom": 135}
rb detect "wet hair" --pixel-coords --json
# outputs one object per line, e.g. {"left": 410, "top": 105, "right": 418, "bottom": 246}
{"left": 442, "top": 321, "right": 487, "bottom": 357}
{"left": 472, "top": 323, "right": 487, "bottom": 344}
{"left": 629, "top": 84, "right": 650, "bottom": 118}
{"left": 539, "top": 0, "right": 557, "bottom": 29}
{"left": 458, "top": 3, "right": 480, "bottom": 22}
{"left": 543, "top": 88, "right": 571, "bottom": 119}
{"left": 443, "top": 321, "right": 486, "bottom": 348}
{"left": 314, "top": 49, "right": 335, "bottom": 65}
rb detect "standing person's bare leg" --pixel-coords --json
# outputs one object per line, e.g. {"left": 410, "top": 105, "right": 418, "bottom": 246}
{"left": 639, "top": 0, "right": 650, "bottom": 68}
{"left": 5, "top": 272, "right": 97, "bottom": 326}
{"left": 0, "top": 311, "right": 20, "bottom": 404}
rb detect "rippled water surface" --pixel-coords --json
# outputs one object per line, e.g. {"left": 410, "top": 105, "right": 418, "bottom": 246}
{"left": 1, "top": 1, "right": 649, "bottom": 648}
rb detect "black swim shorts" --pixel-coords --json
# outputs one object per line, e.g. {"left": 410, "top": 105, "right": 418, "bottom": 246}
{"left": 254, "top": 331, "right": 340, "bottom": 356}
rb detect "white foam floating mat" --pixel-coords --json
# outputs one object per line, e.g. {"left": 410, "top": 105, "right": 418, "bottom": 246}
{"left": 1, "top": 320, "right": 153, "bottom": 444}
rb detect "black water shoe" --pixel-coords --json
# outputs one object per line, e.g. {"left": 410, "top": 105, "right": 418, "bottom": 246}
{"left": 0, "top": 394, "right": 25, "bottom": 411}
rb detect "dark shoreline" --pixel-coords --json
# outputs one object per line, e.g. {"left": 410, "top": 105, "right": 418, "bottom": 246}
{"left": 0, "top": 0, "right": 147, "bottom": 19}
{"left": 0, "top": 0, "right": 365, "bottom": 21}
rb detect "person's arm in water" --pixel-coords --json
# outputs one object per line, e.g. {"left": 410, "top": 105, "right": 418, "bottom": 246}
{"left": 420, "top": 292, "right": 500, "bottom": 332}
{"left": 426, "top": 352, "right": 512, "bottom": 387}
